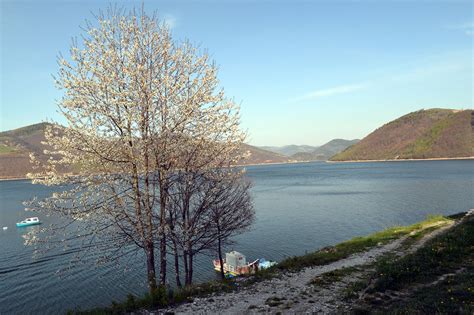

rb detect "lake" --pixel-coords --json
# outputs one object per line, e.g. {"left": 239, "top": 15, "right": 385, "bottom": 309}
{"left": 1, "top": 160, "right": 473, "bottom": 314}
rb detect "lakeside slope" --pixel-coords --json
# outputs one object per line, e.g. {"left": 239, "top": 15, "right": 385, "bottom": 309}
{"left": 331, "top": 109, "right": 474, "bottom": 161}
{"left": 156, "top": 212, "right": 473, "bottom": 314}
{"left": 75, "top": 211, "right": 473, "bottom": 314}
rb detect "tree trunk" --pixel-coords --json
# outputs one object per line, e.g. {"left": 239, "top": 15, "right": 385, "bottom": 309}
{"left": 159, "top": 171, "right": 168, "bottom": 285}
{"left": 183, "top": 250, "right": 189, "bottom": 286}
{"left": 217, "top": 225, "right": 225, "bottom": 280}
{"left": 173, "top": 241, "right": 182, "bottom": 287}
{"left": 188, "top": 252, "right": 194, "bottom": 285}
{"left": 159, "top": 236, "right": 167, "bottom": 285}
{"left": 145, "top": 241, "right": 158, "bottom": 294}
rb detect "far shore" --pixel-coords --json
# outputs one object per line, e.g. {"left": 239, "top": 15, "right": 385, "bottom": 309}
{"left": 0, "top": 176, "right": 30, "bottom": 182}
{"left": 1, "top": 157, "right": 472, "bottom": 182}
{"left": 327, "top": 156, "right": 474, "bottom": 163}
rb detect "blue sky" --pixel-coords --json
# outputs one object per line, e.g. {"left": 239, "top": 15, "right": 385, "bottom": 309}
{"left": 1, "top": 0, "right": 472, "bottom": 146}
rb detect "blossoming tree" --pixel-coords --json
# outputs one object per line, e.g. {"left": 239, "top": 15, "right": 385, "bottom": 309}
{"left": 26, "top": 7, "right": 247, "bottom": 293}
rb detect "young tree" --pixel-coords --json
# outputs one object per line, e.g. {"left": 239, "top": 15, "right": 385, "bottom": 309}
{"left": 25, "top": 7, "right": 245, "bottom": 293}
{"left": 208, "top": 175, "right": 254, "bottom": 280}
{"left": 167, "top": 169, "right": 254, "bottom": 284}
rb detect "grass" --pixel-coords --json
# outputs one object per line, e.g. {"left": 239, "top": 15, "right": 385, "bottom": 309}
{"left": 371, "top": 216, "right": 473, "bottom": 293}
{"left": 0, "top": 144, "right": 17, "bottom": 154}
{"left": 348, "top": 215, "right": 473, "bottom": 313}
{"left": 67, "top": 281, "right": 237, "bottom": 315}
{"left": 343, "top": 277, "right": 372, "bottom": 300}
{"left": 309, "top": 267, "right": 358, "bottom": 287}
{"left": 277, "top": 215, "right": 452, "bottom": 272}
{"left": 381, "top": 266, "right": 474, "bottom": 314}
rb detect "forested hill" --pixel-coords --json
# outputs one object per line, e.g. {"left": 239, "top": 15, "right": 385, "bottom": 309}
{"left": 0, "top": 123, "right": 290, "bottom": 179}
{"left": 331, "top": 109, "right": 474, "bottom": 161}
{"left": 0, "top": 123, "right": 52, "bottom": 179}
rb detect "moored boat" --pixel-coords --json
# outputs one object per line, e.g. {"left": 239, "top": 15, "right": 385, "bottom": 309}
{"left": 16, "top": 217, "right": 41, "bottom": 227}
{"left": 213, "top": 251, "right": 277, "bottom": 277}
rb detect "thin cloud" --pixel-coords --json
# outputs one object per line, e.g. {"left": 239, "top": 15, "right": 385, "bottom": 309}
{"left": 447, "top": 22, "right": 473, "bottom": 36}
{"left": 292, "top": 83, "right": 368, "bottom": 102}
{"left": 163, "top": 14, "right": 177, "bottom": 29}
{"left": 390, "top": 61, "right": 468, "bottom": 82}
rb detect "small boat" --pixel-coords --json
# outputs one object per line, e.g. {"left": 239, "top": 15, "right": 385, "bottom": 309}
{"left": 213, "top": 251, "right": 277, "bottom": 277}
{"left": 2, "top": 227, "right": 7, "bottom": 230}
{"left": 16, "top": 217, "right": 41, "bottom": 227}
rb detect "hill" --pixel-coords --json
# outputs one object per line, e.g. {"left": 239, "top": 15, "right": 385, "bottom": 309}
{"left": 259, "top": 145, "right": 318, "bottom": 156}
{"left": 240, "top": 144, "right": 291, "bottom": 165}
{"left": 0, "top": 123, "right": 291, "bottom": 179}
{"left": 0, "top": 122, "right": 53, "bottom": 179}
{"left": 291, "top": 139, "right": 359, "bottom": 161}
{"left": 331, "top": 109, "right": 474, "bottom": 161}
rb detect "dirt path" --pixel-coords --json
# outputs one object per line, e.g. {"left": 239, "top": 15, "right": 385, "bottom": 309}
{"left": 160, "top": 237, "right": 406, "bottom": 314}
{"left": 148, "top": 218, "right": 463, "bottom": 315}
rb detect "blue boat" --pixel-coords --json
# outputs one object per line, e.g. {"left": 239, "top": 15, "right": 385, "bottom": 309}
{"left": 16, "top": 217, "right": 41, "bottom": 227}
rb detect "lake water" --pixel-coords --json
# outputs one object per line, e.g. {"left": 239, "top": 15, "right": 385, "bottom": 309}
{"left": 1, "top": 160, "right": 473, "bottom": 314}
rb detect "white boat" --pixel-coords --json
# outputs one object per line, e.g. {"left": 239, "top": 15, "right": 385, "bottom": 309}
{"left": 16, "top": 217, "right": 41, "bottom": 227}
{"left": 213, "top": 251, "right": 277, "bottom": 277}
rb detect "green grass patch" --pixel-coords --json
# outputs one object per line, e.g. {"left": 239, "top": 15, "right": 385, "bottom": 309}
{"left": 240, "top": 266, "right": 280, "bottom": 286}
{"left": 0, "top": 144, "right": 17, "bottom": 154}
{"left": 310, "top": 267, "right": 358, "bottom": 286}
{"left": 371, "top": 216, "right": 473, "bottom": 293}
{"left": 277, "top": 215, "right": 452, "bottom": 271}
{"left": 343, "top": 278, "right": 371, "bottom": 300}
{"left": 354, "top": 215, "right": 474, "bottom": 313}
{"left": 67, "top": 281, "right": 237, "bottom": 314}
{"left": 382, "top": 266, "right": 474, "bottom": 314}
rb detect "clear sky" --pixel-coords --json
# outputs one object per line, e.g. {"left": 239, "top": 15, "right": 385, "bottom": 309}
{"left": 1, "top": 0, "right": 472, "bottom": 146}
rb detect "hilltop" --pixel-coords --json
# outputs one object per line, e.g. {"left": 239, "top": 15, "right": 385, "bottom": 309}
{"left": 0, "top": 123, "right": 290, "bottom": 179}
{"left": 331, "top": 109, "right": 474, "bottom": 161}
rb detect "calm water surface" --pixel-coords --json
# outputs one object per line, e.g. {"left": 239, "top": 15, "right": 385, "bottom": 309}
{"left": 1, "top": 160, "right": 473, "bottom": 314}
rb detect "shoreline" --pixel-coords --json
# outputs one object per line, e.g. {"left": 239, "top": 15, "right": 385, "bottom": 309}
{"left": 0, "top": 176, "right": 30, "bottom": 182}
{"left": 1, "top": 157, "right": 473, "bottom": 181}
{"left": 327, "top": 156, "right": 474, "bottom": 163}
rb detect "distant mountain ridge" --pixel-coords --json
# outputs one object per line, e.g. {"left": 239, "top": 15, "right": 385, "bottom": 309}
{"left": 0, "top": 123, "right": 291, "bottom": 179}
{"left": 291, "top": 139, "right": 360, "bottom": 161}
{"left": 331, "top": 109, "right": 474, "bottom": 161}
{"left": 259, "top": 145, "right": 318, "bottom": 156}
{"left": 261, "top": 139, "right": 359, "bottom": 161}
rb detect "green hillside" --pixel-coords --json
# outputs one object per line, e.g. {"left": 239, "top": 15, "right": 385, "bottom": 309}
{"left": 331, "top": 109, "right": 474, "bottom": 161}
